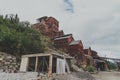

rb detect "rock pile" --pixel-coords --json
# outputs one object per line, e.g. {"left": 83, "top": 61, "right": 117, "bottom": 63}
{"left": 0, "top": 52, "right": 20, "bottom": 73}
{"left": 51, "top": 72, "right": 95, "bottom": 80}
{"left": 72, "top": 72, "right": 95, "bottom": 80}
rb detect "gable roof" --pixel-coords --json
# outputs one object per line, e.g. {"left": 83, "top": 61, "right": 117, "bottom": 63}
{"left": 84, "top": 48, "right": 98, "bottom": 55}
{"left": 54, "top": 34, "right": 73, "bottom": 40}
{"left": 69, "top": 40, "right": 81, "bottom": 45}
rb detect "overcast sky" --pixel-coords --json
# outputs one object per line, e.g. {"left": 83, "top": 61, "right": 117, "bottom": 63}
{"left": 0, "top": 0, "right": 120, "bottom": 58}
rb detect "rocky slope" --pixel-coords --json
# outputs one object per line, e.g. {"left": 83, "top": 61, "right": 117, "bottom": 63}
{"left": 0, "top": 52, "right": 20, "bottom": 73}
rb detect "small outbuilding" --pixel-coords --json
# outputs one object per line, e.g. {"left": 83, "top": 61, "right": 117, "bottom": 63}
{"left": 94, "top": 59, "right": 108, "bottom": 71}
{"left": 20, "top": 53, "right": 72, "bottom": 76}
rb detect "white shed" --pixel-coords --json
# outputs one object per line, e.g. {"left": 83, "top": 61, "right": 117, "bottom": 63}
{"left": 20, "top": 53, "right": 72, "bottom": 76}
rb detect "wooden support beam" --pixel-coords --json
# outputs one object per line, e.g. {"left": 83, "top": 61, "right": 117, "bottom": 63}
{"left": 64, "top": 58, "right": 70, "bottom": 73}
{"left": 48, "top": 55, "right": 53, "bottom": 77}
{"left": 35, "top": 56, "right": 38, "bottom": 72}
{"left": 26, "top": 58, "right": 29, "bottom": 71}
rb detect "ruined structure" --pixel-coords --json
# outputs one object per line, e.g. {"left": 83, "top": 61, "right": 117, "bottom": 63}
{"left": 33, "top": 16, "right": 64, "bottom": 39}
{"left": 20, "top": 53, "right": 72, "bottom": 77}
{"left": 68, "top": 40, "right": 84, "bottom": 56}
{"left": 67, "top": 40, "right": 85, "bottom": 66}
{"left": 54, "top": 34, "right": 74, "bottom": 52}
{"left": 32, "top": 16, "right": 108, "bottom": 70}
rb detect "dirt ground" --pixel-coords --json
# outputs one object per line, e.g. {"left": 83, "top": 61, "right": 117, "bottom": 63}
{"left": 0, "top": 72, "right": 95, "bottom": 80}
{"left": 92, "top": 71, "right": 120, "bottom": 80}
{"left": 55, "top": 72, "right": 95, "bottom": 80}
{"left": 1, "top": 71, "right": 120, "bottom": 80}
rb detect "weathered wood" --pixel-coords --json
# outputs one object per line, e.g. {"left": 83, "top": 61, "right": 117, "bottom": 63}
{"left": 64, "top": 58, "right": 70, "bottom": 73}
{"left": 35, "top": 56, "right": 38, "bottom": 72}
{"left": 26, "top": 58, "right": 29, "bottom": 71}
{"left": 22, "top": 53, "right": 72, "bottom": 59}
{"left": 20, "top": 57, "right": 28, "bottom": 72}
{"left": 48, "top": 55, "right": 53, "bottom": 77}
{"left": 22, "top": 53, "right": 51, "bottom": 58}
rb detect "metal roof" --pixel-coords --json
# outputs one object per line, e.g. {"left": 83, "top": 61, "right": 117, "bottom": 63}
{"left": 69, "top": 40, "right": 81, "bottom": 45}
{"left": 54, "top": 34, "right": 72, "bottom": 40}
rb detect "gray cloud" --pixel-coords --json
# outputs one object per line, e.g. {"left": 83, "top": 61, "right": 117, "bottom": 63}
{"left": 63, "top": 0, "right": 74, "bottom": 13}
{"left": 0, "top": 0, "right": 120, "bottom": 58}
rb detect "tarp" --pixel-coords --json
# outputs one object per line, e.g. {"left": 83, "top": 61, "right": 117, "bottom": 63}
{"left": 56, "top": 58, "right": 65, "bottom": 74}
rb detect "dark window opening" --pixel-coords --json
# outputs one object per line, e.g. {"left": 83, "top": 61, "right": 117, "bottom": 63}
{"left": 28, "top": 57, "right": 36, "bottom": 71}
{"left": 52, "top": 57, "right": 57, "bottom": 73}
{"left": 37, "top": 56, "right": 49, "bottom": 73}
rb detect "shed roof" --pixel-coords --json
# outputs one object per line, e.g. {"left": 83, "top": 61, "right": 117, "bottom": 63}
{"left": 84, "top": 54, "right": 93, "bottom": 59}
{"left": 22, "top": 53, "right": 73, "bottom": 59}
{"left": 54, "top": 34, "right": 73, "bottom": 40}
{"left": 94, "top": 59, "right": 106, "bottom": 63}
{"left": 69, "top": 40, "right": 81, "bottom": 45}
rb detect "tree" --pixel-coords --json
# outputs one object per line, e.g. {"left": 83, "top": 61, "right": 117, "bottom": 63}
{"left": 0, "top": 14, "right": 45, "bottom": 58}
{"left": 107, "top": 61, "right": 117, "bottom": 70}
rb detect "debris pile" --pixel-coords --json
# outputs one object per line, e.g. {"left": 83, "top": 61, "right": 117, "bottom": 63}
{"left": 0, "top": 52, "right": 20, "bottom": 73}
{"left": 50, "top": 72, "right": 95, "bottom": 80}
{"left": 72, "top": 72, "right": 95, "bottom": 80}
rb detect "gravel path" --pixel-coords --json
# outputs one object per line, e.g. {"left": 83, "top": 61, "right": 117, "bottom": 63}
{"left": 92, "top": 71, "right": 120, "bottom": 80}
{"left": 0, "top": 72, "right": 95, "bottom": 80}
{"left": 50, "top": 72, "right": 95, "bottom": 80}
{"left": 0, "top": 72, "right": 38, "bottom": 80}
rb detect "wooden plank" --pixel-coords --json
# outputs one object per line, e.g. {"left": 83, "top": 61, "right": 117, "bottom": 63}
{"left": 20, "top": 57, "right": 28, "bottom": 72}
{"left": 22, "top": 53, "right": 51, "bottom": 58}
{"left": 26, "top": 57, "right": 29, "bottom": 71}
{"left": 35, "top": 57, "right": 38, "bottom": 72}
{"left": 48, "top": 55, "right": 53, "bottom": 77}
{"left": 22, "top": 53, "right": 73, "bottom": 59}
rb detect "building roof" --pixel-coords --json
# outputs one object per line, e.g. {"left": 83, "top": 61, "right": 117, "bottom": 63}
{"left": 84, "top": 54, "right": 93, "bottom": 59}
{"left": 58, "top": 30, "right": 64, "bottom": 34}
{"left": 94, "top": 59, "right": 106, "bottom": 63}
{"left": 84, "top": 49, "right": 89, "bottom": 54}
{"left": 69, "top": 40, "right": 81, "bottom": 45}
{"left": 37, "top": 16, "right": 59, "bottom": 24}
{"left": 22, "top": 53, "right": 73, "bottom": 59}
{"left": 37, "top": 16, "right": 47, "bottom": 22}
{"left": 54, "top": 34, "right": 73, "bottom": 40}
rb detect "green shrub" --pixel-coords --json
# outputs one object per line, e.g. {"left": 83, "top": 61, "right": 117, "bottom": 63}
{"left": 107, "top": 61, "right": 117, "bottom": 70}
{"left": 0, "top": 14, "right": 45, "bottom": 57}
{"left": 86, "top": 66, "right": 96, "bottom": 72}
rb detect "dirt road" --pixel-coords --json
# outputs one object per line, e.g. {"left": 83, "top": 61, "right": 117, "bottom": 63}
{"left": 92, "top": 71, "right": 120, "bottom": 80}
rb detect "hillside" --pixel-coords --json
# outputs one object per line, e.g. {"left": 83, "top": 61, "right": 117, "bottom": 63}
{"left": 0, "top": 14, "right": 46, "bottom": 58}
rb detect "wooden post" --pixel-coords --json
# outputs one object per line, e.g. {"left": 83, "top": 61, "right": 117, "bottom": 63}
{"left": 26, "top": 57, "right": 29, "bottom": 71}
{"left": 48, "top": 55, "right": 53, "bottom": 77}
{"left": 35, "top": 56, "right": 38, "bottom": 72}
{"left": 64, "top": 58, "right": 70, "bottom": 73}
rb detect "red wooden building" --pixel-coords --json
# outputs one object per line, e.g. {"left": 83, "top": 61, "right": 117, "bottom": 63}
{"left": 84, "top": 47, "right": 99, "bottom": 59}
{"left": 33, "top": 16, "right": 64, "bottom": 39}
{"left": 54, "top": 34, "right": 74, "bottom": 52}
{"left": 83, "top": 47, "right": 100, "bottom": 67}
{"left": 68, "top": 40, "right": 84, "bottom": 56}
{"left": 67, "top": 40, "right": 85, "bottom": 66}
{"left": 32, "top": 16, "right": 106, "bottom": 69}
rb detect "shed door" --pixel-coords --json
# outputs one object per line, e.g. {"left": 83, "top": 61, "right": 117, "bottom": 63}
{"left": 56, "top": 58, "right": 65, "bottom": 74}
{"left": 20, "top": 57, "right": 28, "bottom": 72}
